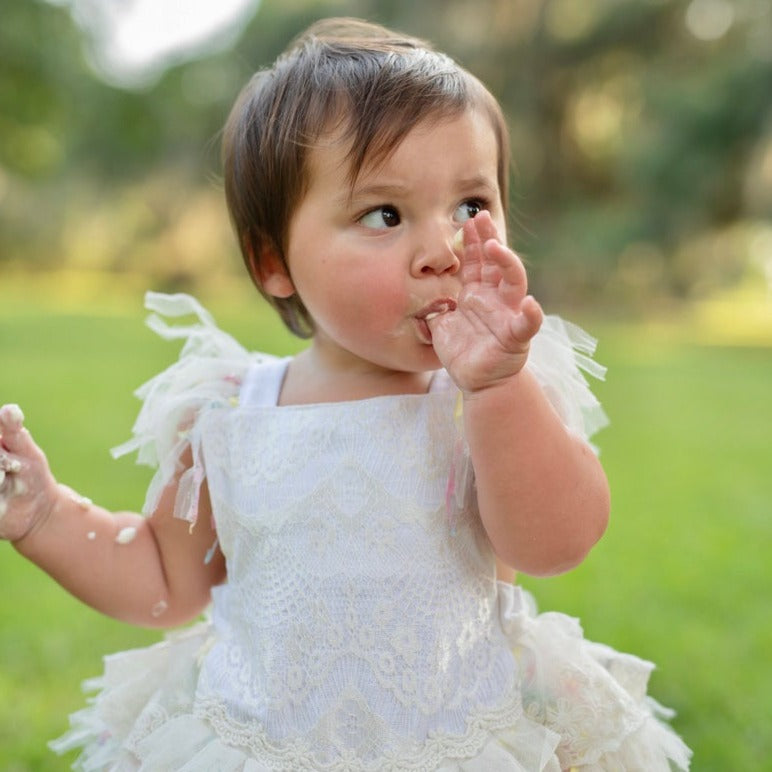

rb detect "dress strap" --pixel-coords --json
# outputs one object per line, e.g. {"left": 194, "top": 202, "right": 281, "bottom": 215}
{"left": 239, "top": 358, "right": 292, "bottom": 408}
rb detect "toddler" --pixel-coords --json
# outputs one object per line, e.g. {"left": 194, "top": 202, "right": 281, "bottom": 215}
{"left": 0, "top": 18, "right": 691, "bottom": 771}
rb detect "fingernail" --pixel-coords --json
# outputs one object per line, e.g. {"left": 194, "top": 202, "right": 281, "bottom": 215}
{"left": 1, "top": 404, "right": 25, "bottom": 429}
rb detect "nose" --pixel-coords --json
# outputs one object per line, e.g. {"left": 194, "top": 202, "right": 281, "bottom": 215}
{"left": 410, "top": 223, "right": 461, "bottom": 277}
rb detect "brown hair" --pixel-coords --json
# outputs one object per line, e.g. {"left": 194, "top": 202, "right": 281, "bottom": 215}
{"left": 223, "top": 18, "right": 510, "bottom": 337}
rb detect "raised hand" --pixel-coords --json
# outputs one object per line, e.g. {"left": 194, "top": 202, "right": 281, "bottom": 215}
{"left": 0, "top": 404, "right": 60, "bottom": 542}
{"left": 428, "top": 211, "right": 543, "bottom": 393}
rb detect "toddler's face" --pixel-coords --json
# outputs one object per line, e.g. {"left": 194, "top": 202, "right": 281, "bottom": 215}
{"left": 266, "top": 108, "right": 506, "bottom": 377}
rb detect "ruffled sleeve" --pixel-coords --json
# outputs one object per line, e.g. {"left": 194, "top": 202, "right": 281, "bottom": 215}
{"left": 526, "top": 315, "right": 609, "bottom": 450}
{"left": 111, "top": 292, "right": 268, "bottom": 524}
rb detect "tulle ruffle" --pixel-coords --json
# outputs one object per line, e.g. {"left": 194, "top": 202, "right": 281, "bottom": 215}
{"left": 110, "top": 292, "right": 268, "bottom": 524}
{"left": 51, "top": 589, "right": 690, "bottom": 771}
{"left": 499, "top": 585, "right": 691, "bottom": 771}
{"left": 526, "top": 316, "right": 608, "bottom": 451}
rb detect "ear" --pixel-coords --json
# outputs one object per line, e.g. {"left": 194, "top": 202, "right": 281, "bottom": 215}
{"left": 247, "top": 243, "right": 295, "bottom": 299}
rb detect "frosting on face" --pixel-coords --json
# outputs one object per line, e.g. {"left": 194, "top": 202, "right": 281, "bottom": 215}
{"left": 453, "top": 227, "right": 464, "bottom": 252}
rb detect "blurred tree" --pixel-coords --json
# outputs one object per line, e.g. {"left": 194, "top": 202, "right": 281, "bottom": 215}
{"left": 1, "top": 0, "right": 770, "bottom": 309}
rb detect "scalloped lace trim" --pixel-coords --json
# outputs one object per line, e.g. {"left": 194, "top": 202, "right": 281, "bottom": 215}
{"left": 194, "top": 694, "right": 523, "bottom": 771}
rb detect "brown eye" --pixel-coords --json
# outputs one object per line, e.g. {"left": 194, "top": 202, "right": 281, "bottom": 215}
{"left": 360, "top": 206, "right": 401, "bottom": 229}
{"left": 455, "top": 200, "right": 483, "bottom": 223}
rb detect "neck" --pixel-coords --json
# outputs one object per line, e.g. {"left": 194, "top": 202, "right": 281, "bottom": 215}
{"left": 279, "top": 347, "right": 433, "bottom": 406}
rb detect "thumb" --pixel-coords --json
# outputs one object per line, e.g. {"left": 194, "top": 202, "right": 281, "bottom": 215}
{"left": 0, "top": 404, "right": 34, "bottom": 455}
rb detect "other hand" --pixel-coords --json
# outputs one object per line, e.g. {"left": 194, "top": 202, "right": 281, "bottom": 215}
{"left": 0, "top": 404, "right": 59, "bottom": 542}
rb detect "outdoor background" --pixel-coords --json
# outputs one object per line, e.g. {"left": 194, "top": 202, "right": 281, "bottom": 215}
{"left": 1, "top": 0, "right": 770, "bottom": 769}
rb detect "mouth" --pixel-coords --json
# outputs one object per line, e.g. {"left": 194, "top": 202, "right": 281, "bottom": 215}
{"left": 414, "top": 298, "right": 457, "bottom": 344}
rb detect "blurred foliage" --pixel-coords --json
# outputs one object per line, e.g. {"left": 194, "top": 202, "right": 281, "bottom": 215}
{"left": 1, "top": 0, "right": 771, "bottom": 311}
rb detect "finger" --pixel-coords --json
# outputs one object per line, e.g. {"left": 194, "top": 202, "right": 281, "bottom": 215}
{"left": 480, "top": 238, "right": 529, "bottom": 301}
{"left": 0, "top": 452, "right": 23, "bottom": 474}
{"left": 0, "top": 447, "right": 26, "bottom": 499}
{"left": 0, "top": 404, "right": 25, "bottom": 431}
{"left": 0, "top": 404, "right": 32, "bottom": 455}
{"left": 509, "top": 295, "right": 543, "bottom": 343}
{"left": 471, "top": 210, "right": 501, "bottom": 244}
{"left": 471, "top": 211, "right": 517, "bottom": 286}
{"left": 459, "top": 218, "right": 483, "bottom": 284}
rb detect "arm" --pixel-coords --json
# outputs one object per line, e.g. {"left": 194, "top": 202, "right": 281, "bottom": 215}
{"left": 0, "top": 404, "right": 225, "bottom": 628}
{"left": 463, "top": 366, "right": 609, "bottom": 576}
{"left": 429, "top": 213, "right": 610, "bottom": 576}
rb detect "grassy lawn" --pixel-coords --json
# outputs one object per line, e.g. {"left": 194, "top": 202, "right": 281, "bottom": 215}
{"left": 0, "top": 281, "right": 770, "bottom": 770}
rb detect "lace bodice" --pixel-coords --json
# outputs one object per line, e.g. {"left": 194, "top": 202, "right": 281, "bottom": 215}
{"left": 193, "top": 373, "right": 522, "bottom": 769}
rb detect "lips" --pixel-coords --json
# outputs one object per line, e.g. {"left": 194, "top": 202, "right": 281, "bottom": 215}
{"left": 415, "top": 298, "right": 457, "bottom": 344}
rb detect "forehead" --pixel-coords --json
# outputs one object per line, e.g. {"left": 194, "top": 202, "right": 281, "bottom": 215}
{"left": 307, "top": 107, "right": 502, "bottom": 192}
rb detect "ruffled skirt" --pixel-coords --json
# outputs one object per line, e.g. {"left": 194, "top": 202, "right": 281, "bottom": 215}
{"left": 51, "top": 586, "right": 690, "bottom": 771}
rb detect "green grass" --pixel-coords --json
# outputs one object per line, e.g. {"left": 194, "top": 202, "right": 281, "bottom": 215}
{"left": 1, "top": 287, "right": 770, "bottom": 770}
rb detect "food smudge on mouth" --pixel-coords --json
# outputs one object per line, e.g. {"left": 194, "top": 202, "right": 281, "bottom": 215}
{"left": 416, "top": 299, "right": 457, "bottom": 345}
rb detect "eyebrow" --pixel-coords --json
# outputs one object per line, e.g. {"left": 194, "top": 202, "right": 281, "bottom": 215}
{"left": 342, "top": 175, "right": 499, "bottom": 206}
{"left": 456, "top": 175, "right": 499, "bottom": 196}
{"left": 339, "top": 182, "right": 410, "bottom": 206}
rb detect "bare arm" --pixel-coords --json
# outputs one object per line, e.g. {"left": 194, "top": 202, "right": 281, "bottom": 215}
{"left": 1, "top": 404, "right": 225, "bottom": 628}
{"left": 463, "top": 369, "right": 609, "bottom": 576}
{"left": 429, "top": 213, "right": 610, "bottom": 576}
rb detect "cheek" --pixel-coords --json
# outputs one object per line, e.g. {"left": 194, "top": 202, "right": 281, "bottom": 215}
{"left": 358, "top": 269, "right": 410, "bottom": 322}
{"left": 339, "top": 288, "right": 406, "bottom": 332}
{"left": 493, "top": 213, "right": 508, "bottom": 242}
{"left": 316, "top": 274, "right": 408, "bottom": 338}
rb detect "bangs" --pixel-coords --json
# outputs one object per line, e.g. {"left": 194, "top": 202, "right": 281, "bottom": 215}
{"left": 279, "top": 30, "right": 508, "bottom": 199}
{"left": 321, "top": 51, "right": 470, "bottom": 184}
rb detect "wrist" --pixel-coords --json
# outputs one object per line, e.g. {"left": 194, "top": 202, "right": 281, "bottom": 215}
{"left": 461, "top": 363, "right": 531, "bottom": 405}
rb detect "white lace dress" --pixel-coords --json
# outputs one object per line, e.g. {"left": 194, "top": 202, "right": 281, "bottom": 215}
{"left": 51, "top": 293, "right": 691, "bottom": 771}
